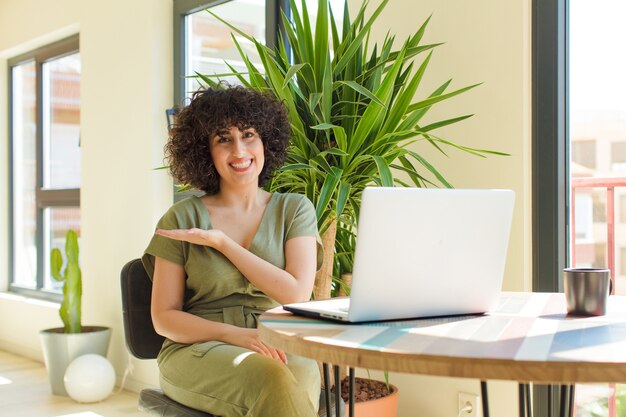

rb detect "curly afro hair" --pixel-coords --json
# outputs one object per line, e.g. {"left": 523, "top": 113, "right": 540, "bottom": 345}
{"left": 165, "top": 85, "right": 291, "bottom": 195}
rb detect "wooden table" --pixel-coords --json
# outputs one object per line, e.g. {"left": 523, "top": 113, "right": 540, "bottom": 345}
{"left": 259, "top": 292, "right": 626, "bottom": 417}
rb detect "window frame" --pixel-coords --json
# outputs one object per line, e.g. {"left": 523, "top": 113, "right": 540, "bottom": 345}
{"left": 532, "top": 0, "right": 568, "bottom": 294}
{"left": 7, "top": 35, "right": 80, "bottom": 301}
{"left": 532, "top": 0, "right": 571, "bottom": 415}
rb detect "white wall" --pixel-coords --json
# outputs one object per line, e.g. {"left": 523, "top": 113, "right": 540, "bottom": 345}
{"left": 0, "top": 0, "right": 532, "bottom": 415}
{"left": 0, "top": 0, "right": 173, "bottom": 391}
{"left": 356, "top": 1, "right": 532, "bottom": 416}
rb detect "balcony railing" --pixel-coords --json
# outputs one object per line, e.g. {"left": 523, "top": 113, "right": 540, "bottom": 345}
{"left": 570, "top": 176, "right": 626, "bottom": 417}
{"left": 571, "top": 176, "right": 626, "bottom": 291}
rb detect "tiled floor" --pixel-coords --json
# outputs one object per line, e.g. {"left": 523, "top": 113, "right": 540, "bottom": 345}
{"left": 0, "top": 350, "right": 144, "bottom": 417}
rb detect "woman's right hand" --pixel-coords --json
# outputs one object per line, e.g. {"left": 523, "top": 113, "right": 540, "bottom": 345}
{"left": 223, "top": 327, "right": 288, "bottom": 365}
{"left": 155, "top": 228, "right": 225, "bottom": 249}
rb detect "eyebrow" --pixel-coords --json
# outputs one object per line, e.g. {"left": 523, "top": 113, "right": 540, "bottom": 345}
{"left": 214, "top": 129, "right": 231, "bottom": 136}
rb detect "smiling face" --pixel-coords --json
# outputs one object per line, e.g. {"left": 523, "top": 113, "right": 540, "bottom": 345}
{"left": 209, "top": 126, "right": 265, "bottom": 190}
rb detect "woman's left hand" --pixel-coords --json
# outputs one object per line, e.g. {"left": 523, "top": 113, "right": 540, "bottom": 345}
{"left": 156, "top": 228, "right": 225, "bottom": 249}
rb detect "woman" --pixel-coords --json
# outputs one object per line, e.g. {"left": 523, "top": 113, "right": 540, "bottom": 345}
{"left": 142, "top": 86, "right": 323, "bottom": 417}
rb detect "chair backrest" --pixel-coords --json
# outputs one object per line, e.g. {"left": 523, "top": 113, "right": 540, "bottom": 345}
{"left": 120, "top": 258, "right": 165, "bottom": 359}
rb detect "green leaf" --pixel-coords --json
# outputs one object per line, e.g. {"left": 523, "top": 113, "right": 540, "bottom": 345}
{"left": 194, "top": 71, "right": 224, "bottom": 89}
{"left": 334, "top": 81, "right": 385, "bottom": 107}
{"left": 279, "top": 163, "right": 313, "bottom": 172}
{"left": 398, "top": 79, "right": 451, "bottom": 131}
{"left": 310, "top": 153, "right": 335, "bottom": 174}
{"left": 311, "top": 123, "right": 336, "bottom": 130}
{"left": 320, "top": 148, "right": 349, "bottom": 157}
{"left": 379, "top": 48, "right": 430, "bottom": 134}
{"left": 331, "top": 125, "right": 348, "bottom": 152}
{"left": 420, "top": 114, "right": 473, "bottom": 132}
{"left": 406, "top": 83, "right": 481, "bottom": 114}
{"left": 350, "top": 46, "right": 406, "bottom": 155}
{"left": 282, "top": 63, "right": 307, "bottom": 89}
{"left": 406, "top": 149, "right": 453, "bottom": 188}
{"left": 372, "top": 155, "right": 394, "bottom": 186}
{"left": 315, "top": 168, "right": 342, "bottom": 219}
{"left": 309, "top": 92, "right": 322, "bottom": 114}
{"left": 334, "top": 0, "right": 390, "bottom": 75}
{"left": 336, "top": 182, "right": 351, "bottom": 220}
{"left": 397, "top": 156, "right": 426, "bottom": 187}
{"left": 329, "top": 2, "right": 341, "bottom": 51}
{"left": 425, "top": 133, "right": 511, "bottom": 157}
{"left": 175, "top": 183, "right": 194, "bottom": 192}
{"left": 313, "top": 0, "right": 329, "bottom": 80}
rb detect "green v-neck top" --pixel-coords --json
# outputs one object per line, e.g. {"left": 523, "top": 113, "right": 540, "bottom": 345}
{"left": 142, "top": 192, "right": 323, "bottom": 326}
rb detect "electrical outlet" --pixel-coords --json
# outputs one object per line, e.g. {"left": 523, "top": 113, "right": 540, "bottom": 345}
{"left": 458, "top": 392, "right": 480, "bottom": 417}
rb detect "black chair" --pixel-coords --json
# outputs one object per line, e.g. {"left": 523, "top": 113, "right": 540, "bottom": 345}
{"left": 120, "top": 258, "right": 342, "bottom": 417}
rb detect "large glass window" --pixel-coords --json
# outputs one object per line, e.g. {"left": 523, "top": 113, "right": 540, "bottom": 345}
{"left": 569, "top": 0, "right": 626, "bottom": 294}
{"left": 534, "top": 0, "right": 626, "bottom": 415}
{"left": 8, "top": 36, "right": 80, "bottom": 299}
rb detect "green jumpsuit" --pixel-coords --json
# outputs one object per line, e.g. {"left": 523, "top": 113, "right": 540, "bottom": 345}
{"left": 142, "top": 192, "right": 323, "bottom": 417}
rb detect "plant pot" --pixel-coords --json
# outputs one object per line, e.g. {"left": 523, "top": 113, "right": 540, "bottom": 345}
{"left": 346, "top": 384, "right": 399, "bottom": 417}
{"left": 39, "top": 326, "right": 111, "bottom": 396}
{"left": 338, "top": 377, "right": 399, "bottom": 417}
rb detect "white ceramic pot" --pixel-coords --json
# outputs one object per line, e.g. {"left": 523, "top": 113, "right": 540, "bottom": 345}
{"left": 39, "top": 326, "right": 111, "bottom": 396}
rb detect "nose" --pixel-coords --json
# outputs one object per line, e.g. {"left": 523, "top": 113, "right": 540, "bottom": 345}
{"left": 231, "top": 135, "right": 245, "bottom": 156}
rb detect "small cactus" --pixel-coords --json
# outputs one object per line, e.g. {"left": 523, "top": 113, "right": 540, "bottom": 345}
{"left": 50, "top": 230, "right": 82, "bottom": 333}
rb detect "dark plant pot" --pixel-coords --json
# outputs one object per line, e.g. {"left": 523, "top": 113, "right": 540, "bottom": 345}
{"left": 39, "top": 326, "right": 111, "bottom": 396}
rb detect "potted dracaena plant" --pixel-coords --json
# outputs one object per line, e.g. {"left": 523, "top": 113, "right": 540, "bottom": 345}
{"left": 191, "top": 0, "right": 506, "bottom": 413}
{"left": 39, "top": 230, "right": 111, "bottom": 396}
{"left": 197, "top": 0, "right": 505, "bottom": 299}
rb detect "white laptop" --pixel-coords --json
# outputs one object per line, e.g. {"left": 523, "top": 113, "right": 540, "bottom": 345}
{"left": 284, "top": 187, "right": 515, "bottom": 323}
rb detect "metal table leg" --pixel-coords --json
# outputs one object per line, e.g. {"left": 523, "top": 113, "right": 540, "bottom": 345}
{"left": 567, "top": 386, "right": 575, "bottom": 417}
{"left": 323, "top": 363, "right": 331, "bottom": 416}
{"left": 548, "top": 385, "right": 553, "bottom": 416}
{"left": 559, "top": 385, "right": 568, "bottom": 417}
{"left": 481, "top": 381, "right": 490, "bottom": 417}
{"left": 519, "top": 384, "right": 526, "bottom": 417}
{"left": 349, "top": 368, "right": 355, "bottom": 417}
{"left": 558, "top": 385, "right": 575, "bottom": 417}
{"left": 333, "top": 365, "right": 341, "bottom": 417}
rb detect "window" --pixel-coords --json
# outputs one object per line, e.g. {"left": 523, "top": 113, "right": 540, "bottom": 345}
{"left": 621, "top": 247, "right": 626, "bottom": 277}
{"left": 572, "top": 139, "right": 597, "bottom": 170}
{"left": 621, "top": 195, "right": 626, "bottom": 224}
{"left": 536, "top": 0, "right": 626, "bottom": 414}
{"left": 8, "top": 35, "right": 80, "bottom": 299}
{"left": 183, "top": 1, "right": 267, "bottom": 96}
{"left": 591, "top": 191, "right": 606, "bottom": 223}
{"left": 174, "top": 0, "right": 281, "bottom": 105}
{"left": 611, "top": 141, "right": 626, "bottom": 171}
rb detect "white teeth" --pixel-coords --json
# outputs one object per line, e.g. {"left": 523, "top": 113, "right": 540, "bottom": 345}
{"left": 231, "top": 160, "right": 252, "bottom": 169}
